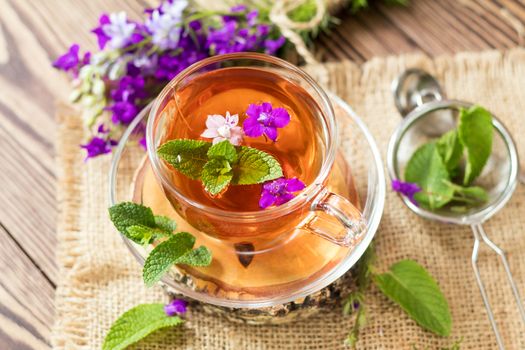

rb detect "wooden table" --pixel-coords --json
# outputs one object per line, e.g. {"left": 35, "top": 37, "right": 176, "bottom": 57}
{"left": 0, "top": 0, "right": 523, "bottom": 348}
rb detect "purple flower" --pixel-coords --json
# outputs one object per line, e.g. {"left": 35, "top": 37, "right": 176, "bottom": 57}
{"left": 92, "top": 12, "right": 136, "bottom": 50}
{"left": 110, "top": 75, "right": 147, "bottom": 103}
{"left": 259, "top": 178, "right": 306, "bottom": 209}
{"left": 97, "top": 123, "right": 109, "bottom": 134}
{"left": 53, "top": 44, "right": 80, "bottom": 72}
{"left": 107, "top": 101, "right": 138, "bottom": 124}
{"left": 243, "top": 102, "right": 290, "bottom": 141}
{"left": 80, "top": 136, "right": 117, "bottom": 160}
{"left": 264, "top": 36, "right": 286, "bottom": 55}
{"left": 246, "top": 10, "right": 258, "bottom": 26}
{"left": 391, "top": 179, "right": 421, "bottom": 206}
{"left": 146, "top": 0, "right": 187, "bottom": 50}
{"left": 164, "top": 299, "right": 187, "bottom": 316}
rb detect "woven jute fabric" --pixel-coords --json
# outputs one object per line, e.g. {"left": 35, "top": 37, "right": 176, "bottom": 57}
{"left": 53, "top": 49, "right": 525, "bottom": 349}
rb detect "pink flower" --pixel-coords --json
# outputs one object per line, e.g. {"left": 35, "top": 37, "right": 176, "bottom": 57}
{"left": 200, "top": 112, "right": 244, "bottom": 145}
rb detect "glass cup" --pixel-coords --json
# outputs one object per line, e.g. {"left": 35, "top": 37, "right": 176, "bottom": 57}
{"left": 147, "top": 53, "right": 365, "bottom": 250}
{"left": 110, "top": 53, "right": 385, "bottom": 310}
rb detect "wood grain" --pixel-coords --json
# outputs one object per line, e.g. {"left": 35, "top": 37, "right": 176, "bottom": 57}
{"left": 0, "top": 0, "right": 523, "bottom": 348}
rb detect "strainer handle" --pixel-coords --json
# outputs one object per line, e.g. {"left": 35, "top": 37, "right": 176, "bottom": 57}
{"left": 470, "top": 224, "right": 525, "bottom": 349}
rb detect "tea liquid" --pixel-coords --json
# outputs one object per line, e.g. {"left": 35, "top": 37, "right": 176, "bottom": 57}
{"left": 159, "top": 67, "right": 325, "bottom": 211}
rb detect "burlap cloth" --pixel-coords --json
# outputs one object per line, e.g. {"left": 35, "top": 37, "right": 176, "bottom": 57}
{"left": 53, "top": 50, "right": 525, "bottom": 349}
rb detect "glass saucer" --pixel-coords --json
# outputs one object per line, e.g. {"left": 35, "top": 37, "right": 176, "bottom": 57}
{"left": 109, "top": 92, "right": 385, "bottom": 311}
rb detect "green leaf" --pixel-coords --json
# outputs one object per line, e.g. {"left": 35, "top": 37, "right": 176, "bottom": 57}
{"left": 109, "top": 202, "right": 156, "bottom": 237}
{"left": 458, "top": 106, "right": 493, "bottom": 185}
{"left": 445, "top": 181, "right": 488, "bottom": 205}
{"left": 102, "top": 303, "right": 183, "bottom": 350}
{"left": 405, "top": 143, "right": 454, "bottom": 209}
{"left": 201, "top": 159, "right": 233, "bottom": 195}
{"left": 157, "top": 139, "right": 211, "bottom": 180}
{"left": 207, "top": 140, "right": 237, "bottom": 163}
{"left": 436, "top": 130, "right": 463, "bottom": 174}
{"left": 143, "top": 232, "right": 212, "bottom": 287}
{"left": 154, "top": 216, "right": 177, "bottom": 232}
{"left": 232, "top": 146, "right": 283, "bottom": 185}
{"left": 126, "top": 225, "right": 168, "bottom": 245}
{"left": 176, "top": 246, "right": 213, "bottom": 266}
{"left": 373, "top": 260, "right": 451, "bottom": 336}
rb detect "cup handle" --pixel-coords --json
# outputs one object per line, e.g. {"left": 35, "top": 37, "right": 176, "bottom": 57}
{"left": 300, "top": 188, "right": 367, "bottom": 246}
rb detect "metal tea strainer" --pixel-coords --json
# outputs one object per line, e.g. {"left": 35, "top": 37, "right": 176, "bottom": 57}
{"left": 387, "top": 69, "right": 524, "bottom": 349}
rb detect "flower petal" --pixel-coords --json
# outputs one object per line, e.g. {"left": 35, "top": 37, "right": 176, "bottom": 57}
{"left": 229, "top": 126, "right": 244, "bottom": 145}
{"left": 261, "top": 102, "right": 273, "bottom": 113}
{"left": 225, "top": 112, "right": 239, "bottom": 127}
{"left": 259, "top": 191, "right": 276, "bottom": 209}
{"left": 264, "top": 126, "right": 278, "bottom": 141}
{"left": 212, "top": 136, "right": 226, "bottom": 144}
{"left": 201, "top": 129, "right": 219, "bottom": 138}
{"left": 246, "top": 104, "right": 261, "bottom": 119}
{"left": 243, "top": 116, "right": 264, "bottom": 137}
{"left": 206, "top": 114, "right": 226, "bottom": 129}
{"left": 275, "top": 193, "right": 294, "bottom": 206}
{"left": 270, "top": 107, "right": 291, "bottom": 128}
{"left": 285, "top": 178, "right": 306, "bottom": 192}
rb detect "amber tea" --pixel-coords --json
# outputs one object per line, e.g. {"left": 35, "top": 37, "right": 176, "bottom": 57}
{"left": 159, "top": 67, "right": 325, "bottom": 211}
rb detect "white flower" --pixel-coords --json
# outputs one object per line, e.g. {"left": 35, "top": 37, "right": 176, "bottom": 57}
{"left": 161, "top": 0, "right": 188, "bottom": 17}
{"left": 103, "top": 12, "right": 136, "bottom": 49}
{"left": 201, "top": 112, "right": 244, "bottom": 145}
{"left": 146, "top": 1, "right": 188, "bottom": 50}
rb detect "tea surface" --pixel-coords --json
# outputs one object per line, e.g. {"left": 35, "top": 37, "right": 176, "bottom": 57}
{"left": 159, "top": 67, "right": 325, "bottom": 211}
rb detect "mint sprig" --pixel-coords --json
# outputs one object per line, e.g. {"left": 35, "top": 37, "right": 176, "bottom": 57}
{"left": 403, "top": 104, "right": 492, "bottom": 210}
{"left": 158, "top": 139, "right": 283, "bottom": 195}
{"left": 108, "top": 202, "right": 212, "bottom": 286}
{"left": 102, "top": 303, "right": 183, "bottom": 350}
{"left": 143, "top": 232, "right": 212, "bottom": 287}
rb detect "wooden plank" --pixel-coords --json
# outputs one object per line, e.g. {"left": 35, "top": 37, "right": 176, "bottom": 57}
{"left": 0, "top": 225, "right": 54, "bottom": 349}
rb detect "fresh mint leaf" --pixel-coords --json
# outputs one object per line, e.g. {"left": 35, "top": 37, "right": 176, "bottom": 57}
{"left": 126, "top": 225, "right": 169, "bottom": 246}
{"left": 445, "top": 181, "right": 488, "bottom": 205}
{"left": 109, "top": 202, "right": 156, "bottom": 240}
{"left": 157, "top": 139, "right": 211, "bottom": 180}
{"left": 207, "top": 140, "right": 237, "bottom": 163}
{"left": 143, "top": 232, "right": 212, "bottom": 287}
{"left": 154, "top": 216, "right": 177, "bottom": 232}
{"left": 102, "top": 303, "right": 182, "bottom": 350}
{"left": 458, "top": 106, "right": 493, "bottom": 185}
{"left": 436, "top": 130, "right": 463, "bottom": 174}
{"left": 232, "top": 146, "right": 283, "bottom": 185}
{"left": 405, "top": 143, "right": 454, "bottom": 209}
{"left": 176, "top": 246, "right": 212, "bottom": 266}
{"left": 373, "top": 260, "right": 451, "bottom": 337}
{"left": 201, "top": 158, "right": 233, "bottom": 195}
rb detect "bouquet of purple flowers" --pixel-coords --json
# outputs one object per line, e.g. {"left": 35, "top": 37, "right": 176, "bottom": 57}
{"left": 53, "top": 0, "right": 404, "bottom": 160}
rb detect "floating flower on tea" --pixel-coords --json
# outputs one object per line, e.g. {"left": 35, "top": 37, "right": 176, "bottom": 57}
{"left": 201, "top": 112, "right": 244, "bottom": 145}
{"left": 164, "top": 299, "right": 187, "bottom": 316}
{"left": 243, "top": 102, "right": 291, "bottom": 141}
{"left": 391, "top": 179, "right": 421, "bottom": 206}
{"left": 259, "top": 177, "right": 305, "bottom": 209}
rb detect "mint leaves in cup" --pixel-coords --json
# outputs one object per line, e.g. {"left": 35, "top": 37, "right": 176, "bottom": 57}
{"left": 397, "top": 105, "right": 493, "bottom": 210}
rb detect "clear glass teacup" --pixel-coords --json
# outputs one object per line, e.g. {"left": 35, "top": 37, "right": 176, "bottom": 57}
{"left": 147, "top": 53, "right": 366, "bottom": 250}
{"left": 110, "top": 53, "right": 385, "bottom": 312}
